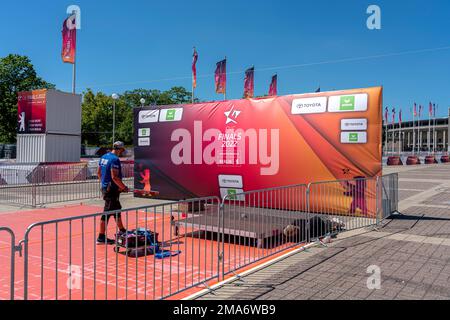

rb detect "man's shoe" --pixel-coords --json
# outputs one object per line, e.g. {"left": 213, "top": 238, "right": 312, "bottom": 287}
{"left": 96, "top": 237, "right": 116, "bottom": 245}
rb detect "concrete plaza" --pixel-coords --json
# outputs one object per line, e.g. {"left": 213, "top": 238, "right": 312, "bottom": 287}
{"left": 194, "top": 163, "right": 450, "bottom": 300}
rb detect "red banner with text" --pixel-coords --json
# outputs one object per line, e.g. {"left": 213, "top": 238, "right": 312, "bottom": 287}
{"left": 17, "top": 89, "right": 47, "bottom": 134}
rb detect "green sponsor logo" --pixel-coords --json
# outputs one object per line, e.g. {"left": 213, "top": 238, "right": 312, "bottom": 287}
{"left": 166, "top": 109, "right": 176, "bottom": 121}
{"left": 227, "top": 189, "right": 237, "bottom": 199}
{"left": 340, "top": 96, "right": 355, "bottom": 111}
{"left": 349, "top": 133, "right": 359, "bottom": 142}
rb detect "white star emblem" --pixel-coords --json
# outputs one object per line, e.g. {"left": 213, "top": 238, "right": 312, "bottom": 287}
{"left": 224, "top": 106, "right": 241, "bottom": 125}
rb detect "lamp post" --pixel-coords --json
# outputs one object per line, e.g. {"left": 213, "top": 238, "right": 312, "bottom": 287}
{"left": 112, "top": 93, "right": 119, "bottom": 143}
{"left": 140, "top": 98, "right": 146, "bottom": 107}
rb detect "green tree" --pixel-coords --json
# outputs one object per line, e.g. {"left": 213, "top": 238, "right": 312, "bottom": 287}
{"left": 81, "top": 87, "right": 194, "bottom": 146}
{"left": 0, "top": 54, "right": 54, "bottom": 143}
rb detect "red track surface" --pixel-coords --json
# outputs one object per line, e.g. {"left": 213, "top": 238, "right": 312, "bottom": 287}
{"left": 0, "top": 204, "right": 303, "bottom": 300}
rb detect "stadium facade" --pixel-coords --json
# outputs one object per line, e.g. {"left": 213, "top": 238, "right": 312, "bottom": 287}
{"left": 384, "top": 107, "right": 450, "bottom": 152}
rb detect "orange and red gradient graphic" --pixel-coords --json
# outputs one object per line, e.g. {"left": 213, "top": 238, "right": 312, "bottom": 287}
{"left": 134, "top": 87, "right": 382, "bottom": 216}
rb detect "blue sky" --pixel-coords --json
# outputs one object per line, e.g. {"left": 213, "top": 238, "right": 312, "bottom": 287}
{"left": 0, "top": 0, "right": 449, "bottom": 120}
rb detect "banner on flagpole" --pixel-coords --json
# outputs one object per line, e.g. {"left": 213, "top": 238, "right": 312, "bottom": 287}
{"left": 269, "top": 74, "right": 277, "bottom": 96}
{"left": 192, "top": 48, "right": 198, "bottom": 89}
{"left": 62, "top": 15, "right": 77, "bottom": 64}
{"left": 244, "top": 67, "right": 254, "bottom": 98}
{"left": 215, "top": 59, "right": 226, "bottom": 94}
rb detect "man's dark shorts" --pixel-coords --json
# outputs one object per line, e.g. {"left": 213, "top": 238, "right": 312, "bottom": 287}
{"left": 101, "top": 188, "right": 122, "bottom": 222}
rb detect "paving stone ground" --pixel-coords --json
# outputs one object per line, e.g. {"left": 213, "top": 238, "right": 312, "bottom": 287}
{"left": 194, "top": 163, "right": 450, "bottom": 300}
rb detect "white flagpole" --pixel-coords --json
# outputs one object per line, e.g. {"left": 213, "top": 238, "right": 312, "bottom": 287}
{"left": 428, "top": 105, "right": 431, "bottom": 155}
{"left": 417, "top": 108, "right": 421, "bottom": 155}
{"left": 71, "top": 11, "right": 77, "bottom": 95}
{"left": 399, "top": 111, "right": 402, "bottom": 154}
{"left": 412, "top": 106, "right": 415, "bottom": 156}
{"left": 433, "top": 104, "right": 437, "bottom": 153}
{"left": 224, "top": 56, "right": 227, "bottom": 101}
{"left": 384, "top": 117, "right": 388, "bottom": 155}
{"left": 72, "top": 58, "right": 76, "bottom": 94}
{"left": 192, "top": 46, "right": 195, "bottom": 104}
{"left": 391, "top": 112, "right": 395, "bottom": 154}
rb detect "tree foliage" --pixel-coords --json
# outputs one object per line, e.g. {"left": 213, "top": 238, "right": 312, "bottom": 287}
{"left": 0, "top": 54, "right": 54, "bottom": 143}
{"left": 0, "top": 54, "right": 194, "bottom": 146}
{"left": 81, "top": 86, "right": 194, "bottom": 146}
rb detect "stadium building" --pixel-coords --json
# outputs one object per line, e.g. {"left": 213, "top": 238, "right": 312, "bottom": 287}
{"left": 384, "top": 107, "right": 450, "bottom": 153}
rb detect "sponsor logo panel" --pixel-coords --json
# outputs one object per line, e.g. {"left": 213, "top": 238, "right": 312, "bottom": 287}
{"left": 138, "top": 137, "right": 151, "bottom": 147}
{"left": 220, "top": 188, "right": 245, "bottom": 201}
{"left": 340, "top": 132, "right": 367, "bottom": 144}
{"left": 138, "top": 128, "right": 151, "bottom": 137}
{"left": 291, "top": 97, "right": 327, "bottom": 115}
{"left": 328, "top": 94, "right": 368, "bottom": 112}
{"left": 138, "top": 110, "right": 159, "bottom": 123}
{"left": 218, "top": 175, "right": 243, "bottom": 189}
{"left": 341, "top": 118, "right": 368, "bottom": 131}
{"left": 160, "top": 108, "right": 183, "bottom": 122}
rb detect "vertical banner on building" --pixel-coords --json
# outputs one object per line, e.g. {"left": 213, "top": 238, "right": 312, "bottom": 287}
{"left": 62, "top": 15, "right": 77, "bottom": 64}
{"left": 17, "top": 90, "right": 47, "bottom": 134}
{"left": 134, "top": 87, "right": 382, "bottom": 216}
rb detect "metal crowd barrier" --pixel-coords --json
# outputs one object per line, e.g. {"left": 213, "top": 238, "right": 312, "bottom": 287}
{"left": 220, "top": 184, "right": 309, "bottom": 277}
{"left": 380, "top": 173, "right": 399, "bottom": 218}
{"left": 0, "top": 227, "right": 16, "bottom": 300}
{"left": 1, "top": 174, "right": 399, "bottom": 300}
{"left": 307, "top": 177, "right": 380, "bottom": 240}
{"left": 22, "top": 197, "right": 221, "bottom": 300}
{"left": 0, "top": 163, "right": 134, "bottom": 207}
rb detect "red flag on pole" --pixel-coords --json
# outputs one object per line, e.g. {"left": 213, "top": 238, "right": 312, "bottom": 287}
{"left": 268, "top": 74, "right": 277, "bottom": 96}
{"left": 413, "top": 103, "right": 417, "bottom": 117}
{"left": 192, "top": 48, "right": 198, "bottom": 89}
{"left": 429, "top": 102, "right": 433, "bottom": 116}
{"left": 215, "top": 59, "right": 227, "bottom": 94}
{"left": 62, "top": 14, "right": 77, "bottom": 64}
{"left": 243, "top": 66, "right": 255, "bottom": 98}
{"left": 391, "top": 107, "right": 396, "bottom": 124}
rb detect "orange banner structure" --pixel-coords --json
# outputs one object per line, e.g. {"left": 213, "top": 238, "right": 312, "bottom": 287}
{"left": 134, "top": 86, "right": 383, "bottom": 217}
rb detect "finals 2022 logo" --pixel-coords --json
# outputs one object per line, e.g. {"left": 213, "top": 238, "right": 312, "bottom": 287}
{"left": 169, "top": 105, "right": 280, "bottom": 176}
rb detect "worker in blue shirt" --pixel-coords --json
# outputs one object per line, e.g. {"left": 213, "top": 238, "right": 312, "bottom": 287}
{"left": 96, "top": 141, "right": 129, "bottom": 245}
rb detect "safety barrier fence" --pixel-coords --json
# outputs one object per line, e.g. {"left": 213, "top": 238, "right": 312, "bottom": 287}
{"left": 0, "top": 227, "right": 15, "bottom": 300}
{"left": 0, "top": 163, "right": 134, "bottom": 207}
{"left": 221, "top": 184, "right": 309, "bottom": 277}
{"left": 0, "top": 175, "right": 398, "bottom": 300}
{"left": 307, "top": 177, "right": 380, "bottom": 240}
{"left": 380, "top": 173, "right": 399, "bottom": 219}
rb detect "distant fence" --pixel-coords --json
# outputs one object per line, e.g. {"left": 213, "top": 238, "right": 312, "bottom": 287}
{"left": 0, "top": 174, "right": 399, "bottom": 300}
{"left": 0, "top": 162, "right": 134, "bottom": 207}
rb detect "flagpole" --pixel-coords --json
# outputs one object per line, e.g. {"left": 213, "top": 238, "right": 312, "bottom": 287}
{"left": 391, "top": 110, "right": 395, "bottom": 154}
{"left": 414, "top": 109, "right": 416, "bottom": 155}
{"left": 224, "top": 56, "right": 227, "bottom": 101}
{"left": 71, "top": 11, "right": 77, "bottom": 95}
{"left": 400, "top": 124, "right": 402, "bottom": 154}
{"left": 417, "top": 107, "right": 420, "bottom": 155}
{"left": 72, "top": 58, "right": 76, "bottom": 94}
{"left": 392, "top": 124, "right": 395, "bottom": 154}
{"left": 384, "top": 119, "right": 388, "bottom": 155}
{"left": 428, "top": 104, "right": 431, "bottom": 155}
{"left": 192, "top": 46, "right": 195, "bottom": 104}
{"left": 433, "top": 104, "right": 437, "bottom": 153}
